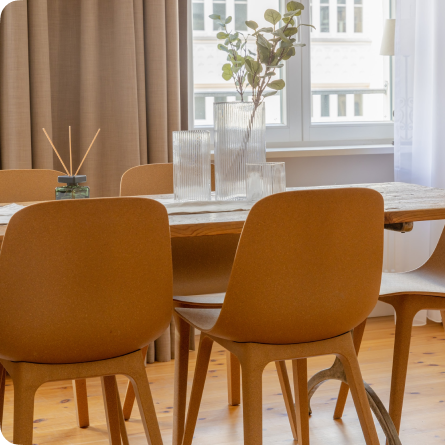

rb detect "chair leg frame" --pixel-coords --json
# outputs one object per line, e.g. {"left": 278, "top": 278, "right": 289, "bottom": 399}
{"left": 181, "top": 331, "right": 380, "bottom": 445}
{"left": 0, "top": 349, "right": 162, "bottom": 445}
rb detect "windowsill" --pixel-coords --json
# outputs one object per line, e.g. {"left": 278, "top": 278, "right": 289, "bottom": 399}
{"left": 210, "top": 144, "right": 394, "bottom": 160}
{"left": 265, "top": 144, "right": 394, "bottom": 158}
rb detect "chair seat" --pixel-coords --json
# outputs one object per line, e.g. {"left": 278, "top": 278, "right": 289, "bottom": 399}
{"left": 175, "top": 308, "right": 221, "bottom": 332}
{"left": 380, "top": 269, "right": 445, "bottom": 297}
{"left": 173, "top": 293, "right": 225, "bottom": 308}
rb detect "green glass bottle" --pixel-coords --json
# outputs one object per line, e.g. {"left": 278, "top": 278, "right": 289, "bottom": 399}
{"left": 55, "top": 176, "right": 90, "bottom": 200}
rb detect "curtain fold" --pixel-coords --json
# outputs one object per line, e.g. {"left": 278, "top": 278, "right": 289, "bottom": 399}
{"left": 394, "top": 0, "right": 445, "bottom": 325}
{"left": 0, "top": 0, "right": 187, "bottom": 196}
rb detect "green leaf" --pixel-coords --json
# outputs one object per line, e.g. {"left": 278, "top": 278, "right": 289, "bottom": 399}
{"left": 217, "top": 32, "right": 229, "bottom": 39}
{"left": 245, "top": 20, "right": 259, "bottom": 30}
{"left": 222, "top": 71, "right": 232, "bottom": 81}
{"left": 283, "top": 11, "right": 297, "bottom": 18}
{"left": 293, "top": 43, "right": 307, "bottom": 47}
{"left": 274, "top": 28, "right": 290, "bottom": 42}
{"left": 282, "top": 47, "right": 296, "bottom": 60}
{"left": 217, "top": 44, "right": 229, "bottom": 52}
{"left": 209, "top": 14, "right": 221, "bottom": 20}
{"left": 268, "top": 79, "right": 285, "bottom": 90}
{"left": 247, "top": 73, "right": 260, "bottom": 88}
{"left": 267, "top": 63, "right": 284, "bottom": 69}
{"left": 225, "top": 16, "right": 232, "bottom": 24}
{"left": 245, "top": 59, "right": 262, "bottom": 76}
{"left": 248, "top": 49, "right": 257, "bottom": 56}
{"left": 264, "top": 9, "right": 281, "bottom": 25}
{"left": 263, "top": 90, "right": 278, "bottom": 98}
{"left": 283, "top": 17, "right": 296, "bottom": 25}
{"left": 287, "top": 1, "right": 304, "bottom": 12}
{"left": 298, "top": 23, "right": 316, "bottom": 30}
{"left": 256, "top": 27, "right": 274, "bottom": 33}
{"left": 222, "top": 63, "right": 232, "bottom": 72}
{"left": 284, "top": 27, "right": 299, "bottom": 37}
{"left": 257, "top": 33, "right": 272, "bottom": 49}
{"left": 258, "top": 45, "right": 270, "bottom": 64}
{"left": 260, "top": 72, "right": 276, "bottom": 78}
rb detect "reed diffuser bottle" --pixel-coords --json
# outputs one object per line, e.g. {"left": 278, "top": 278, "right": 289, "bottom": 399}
{"left": 55, "top": 176, "right": 90, "bottom": 200}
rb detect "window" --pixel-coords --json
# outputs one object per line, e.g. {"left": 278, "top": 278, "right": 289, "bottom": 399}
{"left": 320, "top": 0, "right": 329, "bottom": 33}
{"left": 190, "top": 0, "right": 394, "bottom": 143}
{"left": 235, "top": 0, "right": 248, "bottom": 31}
{"left": 213, "top": 0, "right": 226, "bottom": 30}
{"left": 354, "top": 0, "right": 363, "bottom": 33}
{"left": 193, "top": 0, "right": 205, "bottom": 31}
{"left": 338, "top": 94, "right": 346, "bottom": 117}
{"left": 337, "top": 0, "right": 346, "bottom": 33}
{"left": 354, "top": 94, "right": 363, "bottom": 116}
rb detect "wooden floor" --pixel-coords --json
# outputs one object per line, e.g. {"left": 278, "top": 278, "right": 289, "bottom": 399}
{"left": 2, "top": 316, "right": 445, "bottom": 444}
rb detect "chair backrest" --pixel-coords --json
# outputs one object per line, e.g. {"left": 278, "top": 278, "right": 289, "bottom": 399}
{"left": 120, "top": 163, "right": 236, "bottom": 297}
{"left": 120, "top": 163, "right": 216, "bottom": 196}
{"left": 0, "top": 198, "right": 173, "bottom": 364}
{"left": 208, "top": 188, "right": 384, "bottom": 344}
{"left": 0, "top": 169, "right": 64, "bottom": 202}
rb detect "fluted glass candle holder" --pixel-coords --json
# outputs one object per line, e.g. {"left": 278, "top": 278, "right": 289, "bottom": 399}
{"left": 173, "top": 130, "right": 211, "bottom": 202}
{"left": 214, "top": 102, "right": 266, "bottom": 201}
{"left": 246, "top": 162, "right": 286, "bottom": 202}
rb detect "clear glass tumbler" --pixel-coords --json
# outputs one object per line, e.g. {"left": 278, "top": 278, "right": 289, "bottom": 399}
{"left": 173, "top": 130, "right": 211, "bottom": 202}
{"left": 214, "top": 102, "right": 266, "bottom": 201}
{"left": 246, "top": 162, "right": 286, "bottom": 201}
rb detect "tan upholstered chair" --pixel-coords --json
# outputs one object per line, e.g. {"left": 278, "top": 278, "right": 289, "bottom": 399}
{"left": 177, "top": 189, "right": 384, "bottom": 445}
{"left": 334, "top": 226, "right": 445, "bottom": 437}
{"left": 0, "top": 169, "right": 63, "bottom": 202}
{"left": 0, "top": 198, "right": 172, "bottom": 445}
{"left": 0, "top": 169, "right": 92, "bottom": 429}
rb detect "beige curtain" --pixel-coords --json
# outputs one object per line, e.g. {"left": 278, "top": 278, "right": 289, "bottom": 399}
{"left": 0, "top": 0, "right": 188, "bottom": 197}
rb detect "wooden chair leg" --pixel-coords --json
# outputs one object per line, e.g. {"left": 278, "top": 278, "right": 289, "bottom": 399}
{"left": 12, "top": 376, "right": 39, "bottom": 445}
{"left": 0, "top": 365, "right": 6, "bottom": 429}
{"left": 387, "top": 302, "right": 416, "bottom": 434}
{"left": 333, "top": 318, "right": 367, "bottom": 419}
{"left": 73, "top": 379, "right": 90, "bottom": 428}
{"left": 240, "top": 359, "right": 264, "bottom": 445}
{"left": 102, "top": 376, "right": 125, "bottom": 445}
{"left": 182, "top": 335, "right": 214, "bottom": 445}
{"left": 275, "top": 361, "right": 298, "bottom": 441}
{"left": 293, "top": 358, "right": 310, "bottom": 445}
{"left": 129, "top": 360, "right": 164, "bottom": 445}
{"left": 227, "top": 351, "right": 241, "bottom": 406}
{"left": 173, "top": 315, "right": 191, "bottom": 445}
{"left": 114, "top": 378, "right": 130, "bottom": 445}
{"left": 122, "top": 345, "right": 149, "bottom": 420}
{"left": 337, "top": 335, "right": 379, "bottom": 445}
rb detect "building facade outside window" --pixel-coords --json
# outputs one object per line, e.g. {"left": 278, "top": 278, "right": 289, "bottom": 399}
{"left": 191, "top": 0, "right": 394, "bottom": 143}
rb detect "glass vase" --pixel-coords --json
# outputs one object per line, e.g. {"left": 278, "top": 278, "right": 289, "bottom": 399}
{"left": 214, "top": 101, "right": 266, "bottom": 201}
{"left": 246, "top": 162, "right": 286, "bottom": 202}
{"left": 173, "top": 130, "right": 211, "bottom": 202}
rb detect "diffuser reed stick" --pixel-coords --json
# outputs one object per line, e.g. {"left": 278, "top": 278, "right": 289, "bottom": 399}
{"left": 75, "top": 129, "right": 101, "bottom": 176}
{"left": 69, "top": 126, "right": 73, "bottom": 176}
{"left": 42, "top": 128, "right": 70, "bottom": 176}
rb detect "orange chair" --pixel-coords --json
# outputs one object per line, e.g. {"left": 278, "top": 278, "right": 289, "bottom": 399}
{"left": 177, "top": 189, "right": 384, "bottom": 445}
{"left": 0, "top": 198, "right": 172, "bottom": 445}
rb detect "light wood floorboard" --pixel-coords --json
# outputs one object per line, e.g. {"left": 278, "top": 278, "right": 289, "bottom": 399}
{"left": 2, "top": 316, "right": 445, "bottom": 444}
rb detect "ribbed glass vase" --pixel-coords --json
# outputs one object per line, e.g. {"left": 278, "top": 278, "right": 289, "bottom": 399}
{"left": 173, "top": 130, "right": 211, "bottom": 202}
{"left": 214, "top": 102, "right": 266, "bottom": 201}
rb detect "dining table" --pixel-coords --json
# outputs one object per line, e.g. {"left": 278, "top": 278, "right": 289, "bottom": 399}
{"left": 2, "top": 181, "right": 445, "bottom": 445}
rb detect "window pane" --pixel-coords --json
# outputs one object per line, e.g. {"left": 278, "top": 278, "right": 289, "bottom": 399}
{"left": 311, "top": 0, "right": 391, "bottom": 123}
{"left": 320, "top": 6, "right": 329, "bottom": 32}
{"left": 193, "top": 2, "right": 205, "bottom": 31}
{"left": 321, "top": 95, "right": 330, "bottom": 117}
{"left": 193, "top": 0, "right": 283, "bottom": 127}
{"left": 337, "top": 0, "right": 346, "bottom": 3}
{"left": 235, "top": 3, "right": 248, "bottom": 30}
{"left": 338, "top": 94, "right": 346, "bottom": 117}
{"left": 337, "top": 6, "right": 346, "bottom": 32}
{"left": 213, "top": 2, "right": 226, "bottom": 30}
{"left": 354, "top": 94, "right": 363, "bottom": 116}
{"left": 320, "top": 0, "right": 329, "bottom": 3}
{"left": 195, "top": 96, "right": 206, "bottom": 120}
{"left": 354, "top": 6, "right": 363, "bottom": 33}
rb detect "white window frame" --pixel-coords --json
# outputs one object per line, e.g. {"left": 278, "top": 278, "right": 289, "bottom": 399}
{"left": 188, "top": 0, "right": 394, "bottom": 145}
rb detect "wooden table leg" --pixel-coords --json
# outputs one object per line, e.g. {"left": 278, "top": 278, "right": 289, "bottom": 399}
{"left": 333, "top": 319, "right": 367, "bottom": 419}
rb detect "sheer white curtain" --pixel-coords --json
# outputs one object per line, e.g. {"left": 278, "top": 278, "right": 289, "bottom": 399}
{"left": 394, "top": 0, "right": 445, "bottom": 325}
